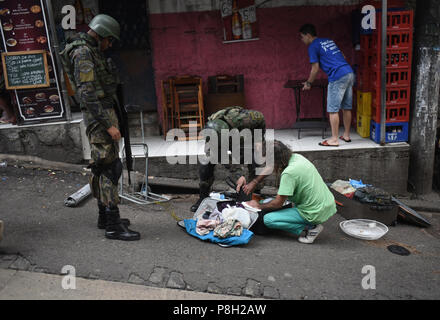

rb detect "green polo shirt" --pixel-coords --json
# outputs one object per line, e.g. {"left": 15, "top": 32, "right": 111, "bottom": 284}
{"left": 277, "top": 154, "right": 336, "bottom": 224}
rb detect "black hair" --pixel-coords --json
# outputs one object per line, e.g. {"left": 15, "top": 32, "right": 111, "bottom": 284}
{"left": 299, "top": 24, "right": 317, "bottom": 37}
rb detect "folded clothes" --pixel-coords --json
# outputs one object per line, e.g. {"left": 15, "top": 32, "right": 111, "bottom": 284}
{"left": 196, "top": 219, "right": 221, "bottom": 236}
{"left": 184, "top": 219, "right": 253, "bottom": 246}
{"left": 214, "top": 218, "right": 243, "bottom": 239}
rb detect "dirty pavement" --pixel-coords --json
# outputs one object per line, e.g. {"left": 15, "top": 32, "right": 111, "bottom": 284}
{"left": 0, "top": 163, "right": 439, "bottom": 300}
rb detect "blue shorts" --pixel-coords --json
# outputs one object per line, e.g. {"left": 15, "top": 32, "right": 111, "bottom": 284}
{"left": 327, "top": 72, "right": 355, "bottom": 113}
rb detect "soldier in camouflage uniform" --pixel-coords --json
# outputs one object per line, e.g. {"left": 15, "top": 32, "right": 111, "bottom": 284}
{"left": 191, "top": 106, "right": 267, "bottom": 212}
{"left": 60, "top": 14, "right": 140, "bottom": 241}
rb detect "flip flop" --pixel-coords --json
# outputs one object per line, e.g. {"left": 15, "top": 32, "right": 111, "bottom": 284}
{"left": 319, "top": 140, "right": 339, "bottom": 147}
{"left": 339, "top": 136, "right": 352, "bottom": 143}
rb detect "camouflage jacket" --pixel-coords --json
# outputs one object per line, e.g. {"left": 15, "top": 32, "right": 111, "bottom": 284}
{"left": 60, "top": 33, "right": 120, "bottom": 133}
{"left": 208, "top": 106, "right": 266, "bottom": 132}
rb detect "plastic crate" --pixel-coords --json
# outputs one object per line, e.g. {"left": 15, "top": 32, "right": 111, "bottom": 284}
{"left": 371, "top": 48, "right": 412, "bottom": 69}
{"left": 376, "top": 10, "right": 414, "bottom": 31}
{"left": 372, "top": 67, "right": 410, "bottom": 87}
{"left": 359, "top": 49, "right": 374, "bottom": 68}
{"left": 357, "top": 91, "right": 372, "bottom": 116}
{"left": 370, "top": 120, "right": 408, "bottom": 143}
{"left": 357, "top": 112, "right": 371, "bottom": 138}
{"left": 356, "top": 67, "right": 372, "bottom": 91}
{"left": 372, "top": 86, "right": 410, "bottom": 106}
{"left": 373, "top": 30, "right": 413, "bottom": 50}
{"left": 371, "top": 103, "right": 409, "bottom": 123}
{"left": 360, "top": 35, "right": 374, "bottom": 52}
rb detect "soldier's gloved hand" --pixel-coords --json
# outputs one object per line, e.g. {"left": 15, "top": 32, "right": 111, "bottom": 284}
{"left": 107, "top": 126, "right": 121, "bottom": 141}
{"left": 236, "top": 176, "right": 246, "bottom": 193}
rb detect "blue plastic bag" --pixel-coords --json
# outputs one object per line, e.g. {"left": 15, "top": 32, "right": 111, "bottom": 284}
{"left": 184, "top": 219, "right": 254, "bottom": 246}
{"left": 349, "top": 179, "right": 371, "bottom": 189}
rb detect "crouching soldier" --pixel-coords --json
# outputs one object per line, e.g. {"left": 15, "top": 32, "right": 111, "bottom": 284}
{"left": 61, "top": 14, "right": 140, "bottom": 241}
{"left": 191, "top": 106, "right": 266, "bottom": 212}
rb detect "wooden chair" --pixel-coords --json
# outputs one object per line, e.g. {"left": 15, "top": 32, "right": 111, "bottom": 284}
{"left": 172, "top": 76, "right": 205, "bottom": 140}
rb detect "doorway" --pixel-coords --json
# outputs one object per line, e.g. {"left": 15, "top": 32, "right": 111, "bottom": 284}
{"left": 99, "top": 0, "right": 157, "bottom": 112}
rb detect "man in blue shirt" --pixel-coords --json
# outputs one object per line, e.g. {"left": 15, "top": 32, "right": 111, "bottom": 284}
{"left": 300, "top": 24, "right": 355, "bottom": 146}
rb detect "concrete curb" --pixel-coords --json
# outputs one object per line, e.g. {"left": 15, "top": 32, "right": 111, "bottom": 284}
{"left": 0, "top": 153, "right": 86, "bottom": 173}
{"left": 0, "top": 269, "right": 255, "bottom": 300}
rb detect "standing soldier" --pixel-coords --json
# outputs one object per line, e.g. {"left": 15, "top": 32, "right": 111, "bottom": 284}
{"left": 191, "top": 106, "right": 266, "bottom": 212}
{"left": 61, "top": 14, "right": 140, "bottom": 241}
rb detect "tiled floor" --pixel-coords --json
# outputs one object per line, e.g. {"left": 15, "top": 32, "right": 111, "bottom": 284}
{"left": 135, "top": 128, "right": 409, "bottom": 159}
{"left": 0, "top": 116, "right": 409, "bottom": 161}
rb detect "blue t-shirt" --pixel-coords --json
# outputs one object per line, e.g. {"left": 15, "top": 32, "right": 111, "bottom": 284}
{"left": 308, "top": 38, "right": 353, "bottom": 82}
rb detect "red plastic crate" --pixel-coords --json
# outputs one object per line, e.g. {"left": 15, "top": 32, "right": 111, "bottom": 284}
{"left": 360, "top": 34, "right": 374, "bottom": 52}
{"left": 372, "top": 67, "right": 411, "bottom": 87}
{"left": 372, "top": 86, "right": 411, "bottom": 106}
{"left": 372, "top": 103, "right": 409, "bottom": 123}
{"left": 359, "top": 49, "right": 373, "bottom": 67}
{"left": 371, "top": 48, "right": 412, "bottom": 69}
{"left": 356, "top": 67, "right": 372, "bottom": 91}
{"left": 373, "top": 30, "right": 413, "bottom": 50}
{"left": 376, "top": 10, "right": 414, "bottom": 31}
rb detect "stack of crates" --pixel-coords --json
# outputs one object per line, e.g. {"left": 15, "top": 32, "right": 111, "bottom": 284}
{"left": 359, "top": 9, "right": 414, "bottom": 143}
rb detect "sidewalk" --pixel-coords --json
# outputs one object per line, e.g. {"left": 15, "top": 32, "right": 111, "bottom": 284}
{"left": 0, "top": 269, "right": 250, "bottom": 300}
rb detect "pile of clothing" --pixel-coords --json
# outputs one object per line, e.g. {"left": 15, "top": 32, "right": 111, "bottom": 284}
{"left": 354, "top": 186, "right": 395, "bottom": 211}
{"left": 331, "top": 179, "right": 396, "bottom": 211}
{"left": 184, "top": 202, "right": 255, "bottom": 246}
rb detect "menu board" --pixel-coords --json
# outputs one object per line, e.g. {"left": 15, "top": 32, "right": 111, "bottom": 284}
{"left": 0, "top": 0, "right": 65, "bottom": 123}
{"left": 2, "top": 50, "right": 50, "bottom": 89}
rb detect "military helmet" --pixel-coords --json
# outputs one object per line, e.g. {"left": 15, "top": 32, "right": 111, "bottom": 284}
{"left": 89, "top": 14, "right": 121, "bottom": 41}
{"left": 205, "top": 119, "right": 230, "bottom": 133}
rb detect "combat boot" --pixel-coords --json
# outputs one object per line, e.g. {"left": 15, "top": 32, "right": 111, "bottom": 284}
{"left": 190, "top": 188, "right": 210, "bottom": 213}
{"left": 104, "top": 206, "right": 140, "bottom": 241}
{"left": 97, "top": 202, "right": 130, "bottom": 229}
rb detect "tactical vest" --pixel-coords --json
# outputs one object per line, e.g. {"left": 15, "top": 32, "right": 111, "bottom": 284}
{"left": 208, "top": 106, "right": 265, "bottom": 131}
{"left": 60, "top": 33, "right": 118, "bottom": 101}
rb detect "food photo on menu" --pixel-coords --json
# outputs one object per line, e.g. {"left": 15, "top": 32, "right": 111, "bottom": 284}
{"left": 0, "top": 2, "right": 48, "bottom": 51}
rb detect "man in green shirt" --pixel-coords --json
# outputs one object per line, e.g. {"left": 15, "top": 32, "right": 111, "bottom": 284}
{"left": 246, "top": 140, "right": 336, "bottom": 244}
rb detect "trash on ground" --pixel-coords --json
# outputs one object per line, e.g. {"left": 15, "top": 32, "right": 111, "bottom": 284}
{"left": 392, "top": 197, "right": 431, "bottom": 228}
{"left": 64, "top": 184, "right": 91, "bottom": 207}
{"left": 349, "top": 179, "right": 371, "bottom": 189}
{"left": 330, "top": 180, "right": 356, "bottom": 198}
{"left": 340, "top": 219, "right": 388, "bottom": 240}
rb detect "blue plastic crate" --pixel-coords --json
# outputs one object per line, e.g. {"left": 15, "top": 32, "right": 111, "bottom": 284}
{"left": 370, "top": 120, "right": 408, "bottom": 143}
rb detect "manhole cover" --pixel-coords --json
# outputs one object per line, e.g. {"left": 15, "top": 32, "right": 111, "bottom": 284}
{"left": 387, "top": 245, "right": 411, "bottom": 256}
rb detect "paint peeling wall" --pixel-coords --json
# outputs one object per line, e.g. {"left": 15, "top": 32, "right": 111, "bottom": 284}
{"left": 150, "top": 4, "right": 357, "bottom": 128}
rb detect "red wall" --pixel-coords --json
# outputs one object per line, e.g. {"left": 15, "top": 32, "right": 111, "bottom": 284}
{"left": 150, "top": 5, "right": 356, "bottom": 129}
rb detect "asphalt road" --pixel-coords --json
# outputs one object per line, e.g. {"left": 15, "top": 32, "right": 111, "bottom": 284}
{"left": 0, "top": 165, "right": 439, "bottom": 300}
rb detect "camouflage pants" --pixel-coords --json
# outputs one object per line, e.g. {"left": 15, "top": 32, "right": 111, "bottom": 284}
{"left": 199, "top": 144, "right": 264, "bottom": 192}
{"left": 87, "top": 109, "right": 120, "bottom": 207}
